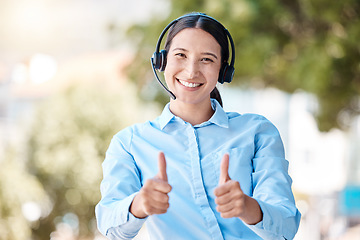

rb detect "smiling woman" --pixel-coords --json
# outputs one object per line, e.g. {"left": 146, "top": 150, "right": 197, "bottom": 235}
{"left": 96, "top": 12, "right": 301, "bottom": 240}
{"left": 164, "top": 28, "right": 222, "bottom": 124}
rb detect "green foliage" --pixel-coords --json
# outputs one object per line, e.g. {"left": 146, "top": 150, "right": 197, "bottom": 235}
{"left": 0, "top": 148, "right": 49, "bottom": 240}
{"left": 25, "top": 84, "right": 149, "bottom": 239}
{"left": 126, "top": 0, "right": 360, "bottom": 131}
{"left": 0, "top": 83, "right": 160, "bottom": 240}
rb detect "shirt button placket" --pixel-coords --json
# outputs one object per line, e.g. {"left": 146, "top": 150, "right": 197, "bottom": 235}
{"left": 187, "top": 125, "right": 223, "bottom": 240}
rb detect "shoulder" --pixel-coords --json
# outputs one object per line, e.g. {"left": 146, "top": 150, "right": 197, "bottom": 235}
{"left": 113, "top": 121, "right": 148, "bottom": 139}
{"left": 112, "top": 118, "right": 161, "bottom": 144}
{"left": 227, "top": 111, "right": 280, "bottom": 135}
{"left": 227, "top": 111, "right": 273, "bottom": 125}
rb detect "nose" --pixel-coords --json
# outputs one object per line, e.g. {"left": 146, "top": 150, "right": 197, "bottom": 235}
{"left": 185, "top": 59, "right": 200, "bottom": 79}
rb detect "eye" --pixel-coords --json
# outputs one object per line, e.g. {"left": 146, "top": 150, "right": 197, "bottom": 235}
{"left": 175, "top": 53, "right": 186, "bottom": 58}
{"left": 201, "top": 57, "right": 214, "bottom": 63}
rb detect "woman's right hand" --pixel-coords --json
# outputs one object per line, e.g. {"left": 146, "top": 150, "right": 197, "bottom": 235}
{"left": 130, "top": 152, "right": 172, "bottom": 218}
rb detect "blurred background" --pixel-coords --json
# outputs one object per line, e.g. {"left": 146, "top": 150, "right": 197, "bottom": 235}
{"left": 0, "top": 0, "right": 359, "bottom": 239}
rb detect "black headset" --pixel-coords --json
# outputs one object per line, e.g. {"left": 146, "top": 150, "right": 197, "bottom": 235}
{"left": 151, "top": 13, "right": 235, "bottom": 100}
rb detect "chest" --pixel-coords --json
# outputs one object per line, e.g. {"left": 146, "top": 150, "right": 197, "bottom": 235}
{"left": 131, "top": 124, "right": 256, "bottom": 197}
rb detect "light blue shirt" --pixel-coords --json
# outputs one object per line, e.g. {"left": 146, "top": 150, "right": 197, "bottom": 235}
{"left": 95, "top": 99, "right": 301, "bottom": 240}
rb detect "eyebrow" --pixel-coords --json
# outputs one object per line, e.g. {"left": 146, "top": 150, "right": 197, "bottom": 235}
{"left": 172, "top": 48, "right": 218, "bottom": 59}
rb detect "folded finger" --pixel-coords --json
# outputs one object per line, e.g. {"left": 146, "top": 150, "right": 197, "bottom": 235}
{"left": 219, "top": 207, "right": 245, "bottom": 219}
{"left": 214, "top": 181, "right": 233, "bottom": 196}
{"left": 143, "top": 203, "right": 170, "bottom": 215}
{"left": 153, "top": 180, "right": 172, "bottom": 193}
{"left": 148, "top": 190, "right": 170, "bottom": 204}
{"left": 216, "top": 201, "right": 234, "bottom": 213}
{"left": 145, "top": 179, "right": 172, "bottom": 193}
{"left": 215, "top": 192, "right": 233, "bottom": 205}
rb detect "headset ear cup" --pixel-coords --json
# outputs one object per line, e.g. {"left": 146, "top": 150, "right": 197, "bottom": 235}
{"left": 218, "top": 63, "right": 227, "bottom": 84}
{"left": 218, "top": 63, "right": 234, "bottom": 84}
{"left": 152, "top": 50, "right": 167, "bottom": 71}
{"left": 159, "top": 50, "right": 167, "bottom": 72}
{"left": 224, "top": 65, "right": 234, "bottom": 83}
{"left": 152, "top": 52, "right": 161, "bottom": 70}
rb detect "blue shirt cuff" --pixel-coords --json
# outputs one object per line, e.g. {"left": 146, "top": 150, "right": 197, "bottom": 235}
{"left": 245, "top": 198, "right": 300, "bottom": 240}
{"left": 106, "top": 193, "right": 147, "bottom": 239}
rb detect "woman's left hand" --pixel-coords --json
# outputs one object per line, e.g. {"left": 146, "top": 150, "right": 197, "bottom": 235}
{"left": 214, "top": 154, "right": 263, "bottom": 225}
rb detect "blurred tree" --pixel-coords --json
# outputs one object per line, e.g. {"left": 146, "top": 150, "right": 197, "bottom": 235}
{"left": 23, "top": 83, "right": 159, "bottom": 239}
{"left": 125, "top": 0, "right": 360, "bottom": 131}
{"left": 0, "top": 147, "right": 50, "bottom": 240}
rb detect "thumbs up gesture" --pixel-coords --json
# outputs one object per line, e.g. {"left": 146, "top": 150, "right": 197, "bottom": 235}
{"left": 130, "top": 152, "right": 172, "bottom": 218}
{"left": 156, "top": 152, "right": 168, "bottom": 182}
{"left": 214, "top": 154, "right": 263, "bottom": 225}
{"left": 219, "top": 153, "right": 231, "bottom": 184}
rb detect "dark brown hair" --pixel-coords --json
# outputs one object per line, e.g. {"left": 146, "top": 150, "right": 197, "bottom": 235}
{"left": 164, "top": 14, "right": 230, "bottom": 107}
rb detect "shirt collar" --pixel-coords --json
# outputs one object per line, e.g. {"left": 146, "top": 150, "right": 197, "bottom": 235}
{"left": 205, "top": 98, "right": 229, "bottom": 128}
{"left": 158, "top": 99, "right": 229, "bottom": 130}
{"left": 159, "top": 103, "right": 175, "bottom": 130}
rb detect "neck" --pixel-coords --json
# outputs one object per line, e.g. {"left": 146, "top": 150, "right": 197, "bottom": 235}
{"left": 169, "top": 98, "right": 214, "bottom": 126}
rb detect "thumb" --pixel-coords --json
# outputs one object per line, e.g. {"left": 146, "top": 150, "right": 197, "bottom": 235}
{"left": 157, "top": 152, "right": 168, "bottom": 182}
{"left": 219, "top": 153, "right": 230, "bottom": 184}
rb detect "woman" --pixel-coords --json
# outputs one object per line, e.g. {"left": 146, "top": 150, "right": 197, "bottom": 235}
{"left": 96, "top": 13, "right": 301, "bottom": 240}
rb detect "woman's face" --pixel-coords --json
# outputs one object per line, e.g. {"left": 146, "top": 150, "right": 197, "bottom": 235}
{"left": 164, "top": 28, "right": 222, "bottom": 106}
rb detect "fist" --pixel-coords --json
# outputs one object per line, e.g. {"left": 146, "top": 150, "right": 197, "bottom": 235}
{"left": 130, "top": 152, "right": 172, "bottom": 218}
{"left": 214, "top": 153, "right": 263, "bottom": 225}
{"left": 214, "top": 154, "right": 246, "bottom": 218}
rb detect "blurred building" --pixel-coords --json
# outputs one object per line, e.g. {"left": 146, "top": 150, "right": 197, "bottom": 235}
{"left": 222, "top": 86, "right": 360, "bottom": 240}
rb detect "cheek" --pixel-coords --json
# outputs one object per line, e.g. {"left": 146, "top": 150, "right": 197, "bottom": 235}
{"left": 164, "top": 67, "right": 175, "bottom": 86}
{"left": 206, "top": 66, "right": 221, "bottom": 83}
{"left": 164, "top": 58, "right": 180, "bottom": 80}
{"left": 165, "top": 57, "right": 180, "bottom": 72}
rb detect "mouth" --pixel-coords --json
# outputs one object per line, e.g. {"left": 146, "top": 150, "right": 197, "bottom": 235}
{"left": 177, "top": 79, "right": 203, "bottom": 88}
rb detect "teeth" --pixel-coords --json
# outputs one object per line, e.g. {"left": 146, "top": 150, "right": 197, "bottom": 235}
{"left": 179, "top": 79, "right": 201, "bottom": 88}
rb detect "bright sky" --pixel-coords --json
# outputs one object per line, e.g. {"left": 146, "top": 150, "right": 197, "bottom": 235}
{"left": 0, "top": 0, "right": 170, "bottom": 63}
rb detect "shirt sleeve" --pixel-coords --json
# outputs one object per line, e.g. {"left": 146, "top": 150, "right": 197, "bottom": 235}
{"left": 247, "top": 117, "right": 301, "bottom": 240}
{"left": 95, "top": 127, "right": 146, "bottom": 239}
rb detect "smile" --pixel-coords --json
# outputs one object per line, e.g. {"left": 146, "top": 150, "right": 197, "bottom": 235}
{"left": 178, "top": 79, "right": 202, "bottom": 88}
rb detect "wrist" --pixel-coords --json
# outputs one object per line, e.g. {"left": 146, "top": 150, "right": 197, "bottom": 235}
{"left": 240, "top": 196, "right": 263, "bottom": 225}
{"left": 130, "top": 194, "right": 148, "bottom": 219}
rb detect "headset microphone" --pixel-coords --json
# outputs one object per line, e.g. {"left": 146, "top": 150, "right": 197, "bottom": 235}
{"left": 150, "top": 57, "right": 176, "bottom": 100}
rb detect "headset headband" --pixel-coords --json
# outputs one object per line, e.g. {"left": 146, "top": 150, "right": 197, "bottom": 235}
{"left": 155, "top": 13, "right": 235, "bottom": 69}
